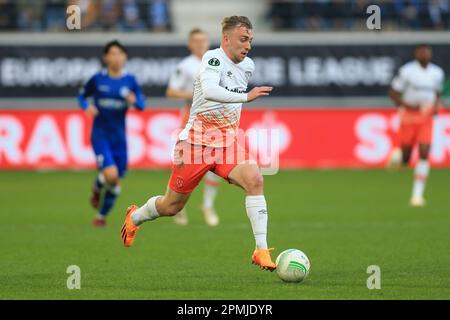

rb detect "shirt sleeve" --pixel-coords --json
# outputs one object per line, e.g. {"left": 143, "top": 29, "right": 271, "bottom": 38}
{"left": 77, "top": 75, "right": 96, "bottom": 110}
{"left": 131, "top": 76, "right": 146, "bottom": 110}
{"left": 199, "top": 54, "right": 248, "bottom": 103}
{"left": 391, "top": 67, "right": 407, "bottom": 92}
{"left": 435, "top": 68, "right": 445, "bottom": 93}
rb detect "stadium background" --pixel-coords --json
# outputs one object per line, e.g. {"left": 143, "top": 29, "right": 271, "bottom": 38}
{"left": 1, "top": 0, "right": 450, "bottom": 300}
{"left": 1, "top": 0, "right": 449, "bottom": 170}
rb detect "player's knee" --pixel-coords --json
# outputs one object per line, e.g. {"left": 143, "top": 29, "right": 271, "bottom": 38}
{"left": 246, "top": 172, "right": 264, "bottom": 193}
{"left": 105, "top": 175, "right": 119, "bottom": 186}
{"left": 103, "top": 170, "right": 119, "bottom": 186}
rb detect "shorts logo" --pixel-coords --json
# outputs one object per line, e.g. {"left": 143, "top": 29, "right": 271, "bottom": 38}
{"left": 175, "top": 177, "right": 184, "bottom": 189}
{"left": 208, "top": 58, "right": 220, "bottom": 66}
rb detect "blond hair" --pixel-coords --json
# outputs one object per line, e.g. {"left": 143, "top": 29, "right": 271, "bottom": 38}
{"left": 188, "top": 28, "right": 206, "bottom": 39}
{"left": 221, "top": 16, "right": 252, "bottom": 33}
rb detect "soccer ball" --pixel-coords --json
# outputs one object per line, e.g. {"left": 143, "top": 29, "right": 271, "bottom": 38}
{"left": 275, "top": 249, "right": 310, "bottom": 283}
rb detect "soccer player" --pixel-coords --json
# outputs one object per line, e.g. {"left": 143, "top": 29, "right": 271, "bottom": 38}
{"left": 121, "top": 16, "right": 277, "bottom": 271}
{"left": 166, "top": 28, "right": 220, "bottom": 227}
{"left": 388, "top": 44, "right": 445, "bottom": 207}
{"left": 78, "top": 40, "right": 146, "bottom": 226}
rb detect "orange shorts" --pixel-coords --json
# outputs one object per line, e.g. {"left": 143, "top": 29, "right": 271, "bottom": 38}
{"left": 398, "top": 108, "right": 433, "bottom": 146}
{"left": 169, "top": 140, "right": 252, "bottom": 194}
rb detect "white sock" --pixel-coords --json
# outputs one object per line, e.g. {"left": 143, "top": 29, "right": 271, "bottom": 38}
{"left": 131, "top": 196, "right": 161, "bottom": 226}
{"left": 245, "top": 195, "right": 268, "bottom": 250}
{"left": 412, "top": 160, "right": 429, "bottom": 199}
{"left": 203, "top": 172, "right": 219, "bottom": 209}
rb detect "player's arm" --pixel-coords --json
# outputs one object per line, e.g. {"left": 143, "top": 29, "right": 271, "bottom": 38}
{"left": 200, "top": 55, "right": 272, "bottom": 103}
{"left": 389, "top": 68, "right": 416, "bottom": 110}
{"left": 166, "top": 66, "right": 193, "bottom": 100}
{"left": 127, "top": 76, "right": 146, "bottom": 111}
{"left": 77, "top": 75, "right": 98, "bottom": 117}
{"left": 166, "top": 87, "right": 193, "bottom": 100}
{"left": 433, "top": 69, "right": 445, "bottom": 114}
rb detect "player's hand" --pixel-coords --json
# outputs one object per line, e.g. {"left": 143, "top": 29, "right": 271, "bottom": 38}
{"left": 85, "top": 105, "right": 98, "bottom": 117}
{"left": 125, "top": 92, "right": 137, "bottom": 105}
{"left": 246, "top": 86, "right": 273, "bottom": 102}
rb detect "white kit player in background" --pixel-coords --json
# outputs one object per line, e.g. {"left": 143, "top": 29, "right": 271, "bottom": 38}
{"left": 166, "top": 28, "right": 220, "bottom": 226}
{"left": 388, "top": 44, "right": 445, "bottom": 207}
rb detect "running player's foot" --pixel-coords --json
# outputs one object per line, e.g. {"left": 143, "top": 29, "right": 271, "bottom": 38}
{"left": 173, "top": 208, "right": 188, "bottom": 225}
{"left": 90, "top": 187, "right": 101, "bottom": 209}
{"left": 121, "top": 205, "right": 140, "bottom": 247}
{"left": 410, "top": 196, "right": 426, "bottom": 207}
{"left": 92, "top": 217, "right": 106, "bottom": 227}
{"left": 386, "top": 148, "right": 402, "bottom": 170}
{"left": 202, "top": 207, "right": 219, "bottom": 226}
{"left": 251, "top": 248, "right": 276, "bottom": 271}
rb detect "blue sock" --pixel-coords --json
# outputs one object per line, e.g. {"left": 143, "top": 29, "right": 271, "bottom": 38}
{"left": 99, "top": 185, "right": 121, "bottom": 217}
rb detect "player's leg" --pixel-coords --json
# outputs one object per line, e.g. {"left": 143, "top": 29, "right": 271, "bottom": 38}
{"left": 90, "top": 139, "right": 110, "bottom": 210}
{"left": 220, "top": 160, "right": 275, "bottom": 271}
{"left": 201, "top": 171, "right": 220, "bottom": 226}
{"left": 400, "top": 144, "right": 413, "bottom": 166}
{"left": 91, "top": 139, "right": 120, "bottom": 226}
{"left": 90, "top": 171, "right": 105, "bottom": 209}
{"left": 121, "top": 187, "right": 191, "bottom": 247}
{"left": 410, "top": 119, "right": 433, "bottom": 207}
{"left": 121, "top": 142, "right": 211, "bottom": 247}
{"left": 386, "top": 111, "right": 403, "bottom": 169}
{"left": 173, "top": 108, "right": 192, "bottom": 226}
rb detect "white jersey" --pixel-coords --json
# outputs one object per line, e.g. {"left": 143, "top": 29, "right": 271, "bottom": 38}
{"left": 391, "top": 60, "right": 444, "bottom": 108}
{"left": 178, "top": 47, "right": 255, "bottom": 147}
{"left": 167, "top": 54, "right": 201, "bottom": 104}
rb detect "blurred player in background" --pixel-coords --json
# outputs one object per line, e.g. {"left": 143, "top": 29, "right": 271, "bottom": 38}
{"left": 166, "top": 28, "right": 220, "bottom": 227}
{"left": 388, "top": 44, "right": 445, "bottom": 207}
{"left": 121, "top": 16, "right": 278, "bottom": 271}
{"left": 78, "top": 40, "right": 146, "bottom": 226}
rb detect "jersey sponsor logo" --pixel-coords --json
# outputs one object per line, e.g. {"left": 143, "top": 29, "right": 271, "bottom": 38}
{"left": 208, "top": 58, "right": 220, "bottom": 66}
{"left": 225, "top": 86, "right": 246, "bottom": 94}
{"left": 98, "top": 98, "right": 127, "bottom": 109}
{"left": 98, "top": 85, "right": 110, "bottom": 92}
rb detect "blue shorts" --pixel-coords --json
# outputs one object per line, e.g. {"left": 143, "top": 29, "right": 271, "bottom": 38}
{"left": 91, "top": 136, "right": 128, "bottom": 178}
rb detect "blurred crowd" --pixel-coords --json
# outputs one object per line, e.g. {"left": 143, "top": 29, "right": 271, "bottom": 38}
{"left": 268, "top": 0, "right": 450, "bottom": 31}
{"left": 0, "top": 0, "right": 171, "bottom": 32}
{"left": 0, "top": 0, "right": 449, "bottom": 32}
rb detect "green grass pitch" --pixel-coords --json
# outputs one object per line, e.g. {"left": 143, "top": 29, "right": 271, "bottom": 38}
{"left": 1, "top": 169, "right": 449, "bottom": 299}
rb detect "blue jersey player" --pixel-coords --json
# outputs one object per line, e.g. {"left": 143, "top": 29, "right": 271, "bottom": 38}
{"left": 78, "top": 40, "right": 146, "bottom": 227}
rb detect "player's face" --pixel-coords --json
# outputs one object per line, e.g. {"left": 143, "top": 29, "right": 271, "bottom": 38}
{"left": 415, "top": 46, "right": 432, "bottom": 65}
{"left": 103, "top": 46, "right": 127, "bottom": 71}
{"left": 224, "top": 26, "right": 253, "bottom": 63}
{"left": 188, "top": 32, "right": 209, "bottom": 58}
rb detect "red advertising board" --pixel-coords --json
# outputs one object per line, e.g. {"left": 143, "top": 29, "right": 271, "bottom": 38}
{"left": 1, "top": 109, "right": 449, "bottom": 169}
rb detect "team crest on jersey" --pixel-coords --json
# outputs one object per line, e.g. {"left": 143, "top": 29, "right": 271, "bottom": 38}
{"left": 245, "top": 71, "right": 252, "bottom": 80}
{"left": 208, "top": 58, "right": 220, "bottom": 66}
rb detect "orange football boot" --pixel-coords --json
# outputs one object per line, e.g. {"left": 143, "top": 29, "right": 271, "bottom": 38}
{"left": 121, "top": 205, "right": 140, "bottom": 247}
{"left": 251, "top": 248, "right": 276, "bottom": 271}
